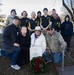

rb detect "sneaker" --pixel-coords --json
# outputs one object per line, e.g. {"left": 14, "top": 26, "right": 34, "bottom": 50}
{"left": 11, "top": 64, "right": 21, "bottom": 70}
{"left": 45, "top": 60, "right": 52, "bottom": 64}
{"left": 0, "top": 49, "right": 2, "bottom": 56}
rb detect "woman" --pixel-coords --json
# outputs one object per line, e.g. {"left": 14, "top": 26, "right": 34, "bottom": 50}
{"left": 17, "top": 26, "right": 31, "bottom": 66}
{"left": 20, "top": 11, "right": 29, "bottom": 27}
{"left": 61, "top": 15, "right": 73, "bottom": 53}
{"left": 30, "top": 26, "right": 46, "bottom": 60}
{"left": 6, "top": 9, "right": 17, "bottom": 26}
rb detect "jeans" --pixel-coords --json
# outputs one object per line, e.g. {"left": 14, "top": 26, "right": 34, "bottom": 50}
{"left": 1, "top": 46, "right": 20, "bottom": 65}
{"left": 43, "top": 51, "right": 62, "bottom": 64}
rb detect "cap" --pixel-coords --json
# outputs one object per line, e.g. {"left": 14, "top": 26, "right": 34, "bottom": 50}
{"left": 13, "top": 16, "right": 20, "bottom": 20}
{"left": 37, "top": 11, "right": 41, "bottom": 14}
{"left": 47, "top": 25, "right": 55, "bottom": 30}
{"left": 35, "top": 26, "right": 41, "bottom": 31}
{"left": 43, "top": 8, "right": 48, "bottom": 11}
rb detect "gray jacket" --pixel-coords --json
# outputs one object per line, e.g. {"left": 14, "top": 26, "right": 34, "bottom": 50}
{"left": 45, "top": 31, "right": 66, "bottom": 53}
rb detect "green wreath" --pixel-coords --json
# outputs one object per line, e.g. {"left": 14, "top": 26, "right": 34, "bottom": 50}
{"left": 29, "top": 56, "right": 46, "bottom": 74}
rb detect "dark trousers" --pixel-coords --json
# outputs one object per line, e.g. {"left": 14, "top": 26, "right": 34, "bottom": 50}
{"left": 17, "top": 48, "right": 30, "bottom": 66}
{"left": 1, "top": 46, "right": 20, "bottom": 65}
{"left": 63, "top": 36, "right": 72, "bottom": 51}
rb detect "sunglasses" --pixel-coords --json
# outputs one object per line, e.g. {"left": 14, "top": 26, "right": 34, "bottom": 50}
{"left": 47, "top": 28, "right": 54, "bottom": 31}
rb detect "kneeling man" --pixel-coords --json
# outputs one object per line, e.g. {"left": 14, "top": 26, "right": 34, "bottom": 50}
{"left": 43, "top": 25, "right": 66, "bottom": 64}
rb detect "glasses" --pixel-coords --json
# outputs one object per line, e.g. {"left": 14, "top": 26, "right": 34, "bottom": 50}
{"left": 47, "top": 28, "right": 54, "bottom": 31}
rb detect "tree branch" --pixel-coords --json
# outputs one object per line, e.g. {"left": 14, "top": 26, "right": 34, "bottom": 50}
{"left": 62, "top": 0, "right": 74, "bottom": 22}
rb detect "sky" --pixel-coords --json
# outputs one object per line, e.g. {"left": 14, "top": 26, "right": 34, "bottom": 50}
{"left": 1, "top": 0, "right": 63, "bottom": 17}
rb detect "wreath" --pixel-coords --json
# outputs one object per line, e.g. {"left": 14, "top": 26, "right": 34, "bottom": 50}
{"left": 29, "top": 56, "right": 46, "bottom": 74}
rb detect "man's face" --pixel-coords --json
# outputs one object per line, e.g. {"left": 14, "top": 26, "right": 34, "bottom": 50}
{"left": 13, "top": 19, "right": 20, "bottom": 26}
{"left": 35, "top": 30, "right": 41, "bottom": 36}
{"left": 21, "top": 27, "right": 27, "bottom": 35}
{"left": 53, "top": 14, "right": 58, "bottom": 19}
{"left": 43, "top": 10, "right": 48, "bottom": 15}
{"left": 52, "top": 10, "right": 56, "bottom": 15}
{"left": 48, "top": 28, "right": 55, "bottom": 35}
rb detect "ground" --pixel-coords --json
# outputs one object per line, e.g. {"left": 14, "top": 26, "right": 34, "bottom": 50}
{"left": 0, "top": 35, "right": 74, "bottom": 75}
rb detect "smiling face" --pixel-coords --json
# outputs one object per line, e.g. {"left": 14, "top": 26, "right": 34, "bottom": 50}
{"left": 13, "top": 19, "right": 20, "bottom": 26}
{"left": 21, "top": 27, "right": 27, "bottom": 35}
{"left": 22, "top": 11, "right": 27, "bottom": 18}
{"left": 31, "top": 11, "right": 36, "bottom": 18}
{"left": 48, "top": 28, "right": 55, "bottom": 35}
{"left": 52, "top": 9, "right": 56, "bottom": 15}
{"left": 11, "top": 11, "right": 16, "bottom": 16}
{"left": 35, "top": 30, "right": 41, "bottom": 36}
{"left": 43, "top": 10, "right": 48, "bottom": 15}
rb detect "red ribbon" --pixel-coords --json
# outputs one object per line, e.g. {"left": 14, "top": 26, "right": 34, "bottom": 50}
{"left": 35, "top": 58, "right": 42, "bottom": 71}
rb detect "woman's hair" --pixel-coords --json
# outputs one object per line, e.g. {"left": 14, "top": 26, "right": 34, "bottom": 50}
{"left": 11, "top": 9, "right": 17, "bottom": 15}
{"left": 21, "top": 26, "right": 27, "bottom": 30}
{"left": 21, "top": 11, "right": 28, "bottom": 16}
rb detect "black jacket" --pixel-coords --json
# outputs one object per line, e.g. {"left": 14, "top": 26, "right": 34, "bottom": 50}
{"left": 61, "top": 21, "right": 73, "bottom": 36}
{"left": 17, "top": 33, "right": 31, "bottom": 50}
{"left": 2, "top": 24, "right": 20, "bottom": 53}
{"left": 51, "top": 16, "right": 61, "bottom": 32}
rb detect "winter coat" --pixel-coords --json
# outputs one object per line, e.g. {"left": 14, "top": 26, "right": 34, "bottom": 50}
{"left": 31, "top": 33, "right": 46, "bottom": 54}
{"left": 45, "top": 31, "right": 66, "bottom": 53}
{"left": 2, "top": 24, "right": 20, "bottom": 53}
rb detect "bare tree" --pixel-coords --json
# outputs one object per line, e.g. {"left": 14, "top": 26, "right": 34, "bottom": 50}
{"left": 62, "top": 0, "right": 74, "bottom": 22}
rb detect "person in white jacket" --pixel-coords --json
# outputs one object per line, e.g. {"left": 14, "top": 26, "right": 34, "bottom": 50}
{"left": 30, "top": 26, "right": 46, "bottom": 59}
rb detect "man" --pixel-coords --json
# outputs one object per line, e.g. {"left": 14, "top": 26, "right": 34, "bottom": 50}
{"left": 40, "top": 8, "right": 52, "bottom": 35}
{"left": 6, "top": 9, "right": 17, "bottom": 26}
{"left": 51, "top": 9, "right": 61, "bottom": 32}
{"left": 52, "top": 14, "right": 61, "bottom": 32}
{"left": 28, "top": 11, "right": 39, "bottom": 35}
{"left": 0, "top": 16, "right": 21, "bottom": 70}
{"left": 30, "top": 26, "right": 46, "bottom": 60}
{"left": 43, "top": 25, "right": 66, "bottom": 64}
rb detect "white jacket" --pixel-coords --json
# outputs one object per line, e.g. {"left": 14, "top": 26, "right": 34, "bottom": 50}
{"left": 31, "top": 33, "right": 46, "bottom": 54}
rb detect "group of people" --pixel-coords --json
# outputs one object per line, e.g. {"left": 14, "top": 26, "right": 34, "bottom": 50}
{"left": 0, "top": 8, "right": 73, "bottom": 70}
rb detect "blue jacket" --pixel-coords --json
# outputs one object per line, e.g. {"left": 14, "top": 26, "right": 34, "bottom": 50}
{"left": 61, "top": 21, "right": 73, "bottom": 36}
{"left": 2, "top": 24, "right": 20, "bottom": 53}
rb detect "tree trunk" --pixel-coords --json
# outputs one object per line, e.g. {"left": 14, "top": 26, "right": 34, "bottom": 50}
{"left": 62, "top": 0, "right": 74, "bottom": 22}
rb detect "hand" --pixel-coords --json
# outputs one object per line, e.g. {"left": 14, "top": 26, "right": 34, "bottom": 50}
{"left": 14, "top": 43, "right": 20, "bottom": 47}
{"left": 43, "top": 28, "right": 46, "bottom": 31}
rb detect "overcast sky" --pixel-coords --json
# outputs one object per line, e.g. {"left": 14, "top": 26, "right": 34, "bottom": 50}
{"left": 1, "top": 0, "right": 63, "bottom": 17}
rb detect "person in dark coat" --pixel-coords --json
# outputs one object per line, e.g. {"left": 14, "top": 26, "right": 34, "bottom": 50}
{"left": 51, "top": 14, "right": 61, "bottom": 32}
{"left": 0, "top": 16, "right": 21, "bottom": 70}
{"left": 61, "top": 15, "right": 73, "bottom": 52}
{"left": 17, "top": 26, "right": 31, "bottom": 66}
